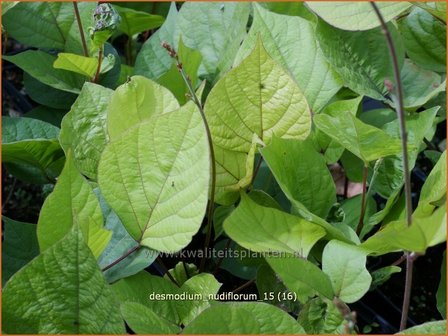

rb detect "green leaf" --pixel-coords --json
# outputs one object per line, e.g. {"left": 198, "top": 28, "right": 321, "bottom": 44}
{"left": 157, "top": 37, "right": 203, "bottom": 105}
{"left": 2, "top": 217, "right": 39, "bottom": 286}
{"left": 266, "top": 256, "right": 334, "bottom": 302}
{"left": 174, "top": 2, "right": 250, "bottom": 80}
{"left": 361, "top": 205, "right": 447, "bottom": 255}
{"left": 261, "top": 136, "right": 336, "bottom": 218}
{"left": 415, "top": 151, "right": 446, "bottom": 217}
{"left": 298, "top": 296, "right": 346, "bottom": 334}
{"left": 414, "top": 2, "right": 446, "bottom": 23}
{"left": 98, "top": 102, "right": 209, "bottom": 253}
{"left": 316, "top": 20, "right": 404, "bottom": 100}
{"left": 340, "top": 194, "right": 377, "bottom": 238}
{"left": 135, "top": 3, "right": 178, "bottom": 80}
{"left": 400, "top": 60, "right": 446, "bottom": 109}
{"left": 314, "top": 112, "right": 402, "bottom": 163}
{"left": 95, "top": 190, "right": 158, "bottom": 284}
{"left": 120, "top": 302, "right": 180, "bottom": 334}
{"left": 397, "top": 320, "right": 447, "bottom": 334}
{"left": 213, "top": 205, "right": 234, "bottom": 240}
{"left": 106, "top": 75, "right": 179, "bottom": 140}
{"left": 205, "top": 38, "right": 312, "bottom": 204}
{"left": 60, "top": 82, "right": 113, "bottom": 180}
{"left": 115, "top": 5, "right": 164, "bottom": 37}
{"left": 259, "top": 2, "right": 316, "bottom": 20}
{"left": 165, "top": 262, "right": 199, "bottom": 287}
{"left": 2, "top": 116, "right": 65, "bottom": 184}
{"left": 213, "top": 240, "right": 258, "bottom": 280}
{"left": 224, "top": 193, "right": 325, "bottom": 257}
{"left": 307, "top": 2, "right": 411, "bottom": 31}
{"left": 313, "top": 96, "right": 363, "bottom": 164}
{"left": 25, "top": 106, "right": 66, "bottom": 127}
{"left": 235, "top": 4, "right": 341, "bottom": 112}
{"left": 54, "top": 53, "right": 98, "bottom": 78}
{"left": 374, "top": 107, "right": 439, "bottom": 198}
{"left": 437, "top": 252, "right": 446, "bottom": 317}
{"left": 398, "top": 7, "right": 446, "bottom": 73}
{"left": 37, "top": 152, "right": 111, "bottom": 258}
{"left": 2, "top": 226, "right": 125, "bottom": 334}
{"left": 3, "top": 50, "right": 85, "bottom": 93}
{"left": 23, "top": 72, "right": 77, "bottom": 110}
{"left": 322, "top": 240, "right": 371, "bottom": 303}
{"left": 370, "top": 266, "right": 401, "bottom": 291}
{"left": 182, "top": 302, "right": 306, "bottom": 334}
{"left": 2, "top": 2, "right": 69, "bottom": 50}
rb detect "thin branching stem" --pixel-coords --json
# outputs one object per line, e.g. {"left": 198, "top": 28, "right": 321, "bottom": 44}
{"left": 370, "top": 3, "right": 413, "bottom": 331}
{"left": 93, "top": 47, "right": 103, "bottom": 83}
{"left": 73, "top": 2, "right": 89, "bottom": 57}
{"left": 161, "top": 42, "right": 217, "bottom": 273}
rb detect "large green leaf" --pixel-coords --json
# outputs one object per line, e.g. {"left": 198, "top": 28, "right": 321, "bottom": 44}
{"left": 398, "top": 7, "right": 446, "bottom": 73}
{"left": 95, "top": 190, "right": 158, "bottom": 284}
{"left": 400, "top": 60, "right": 446, "bottom": 109}
{"left": 266, "top": 256, "right": 334, "bottom": 302}
{"left": 235, "top": 4, "right": 341, "bottom": 112}
{"left": 313, "top": 112, "right": 402, "bottom": 163}
{"left": 2, "top": 217, "right": 39, "bottom": 286}
{"left": 115, "top": 5, "right": 164, "bottom": 37}
{"left": 316, "top": 20, "right": 404, "bottom": 100}
{"left": 174, "top": 2, "right": 250, "bottom": 80}
{"left": 134, "top": 3, "right": 178, "bottom": 80}
{"left": 37, "top": 153, "right": 111, "bottom": 258}
{"left": 307, "top": 2, "right": 411, "bottom": 31}
{"left": 224, "top": 193, "right": 325, "bottom": 257}
{"left": 204, "top": 38, "right": 312, "bottom": 204}
{"left": 414, "top": 2, "right": 446, "bottom": 23}
{"left": 322, "top": 240, "right": 371, "bottom": 303}
{"left": 107, "top": 75, "right": 179, "bottom": 140}
{"left": 261, "top": 136, "right": 336, "bottom": 218}
{"left": 397, "top": 320, "right": 447, "bottom": 334}
{"left": 120, "top": 302, "right": 180, "bottom": 334}
{"left": 60, "top": 83, "right": 113, "bottom": 180}
{"left": 3, "top": 50, "right": 85, "bottom": 93}
{"left": 340, "top": 194, "right": 377, "bottom": 238}
{"left": 53, "top": 53, "right": 98, "bottom": 78}
{"left": 2, "top": 226, "right": 125, "bottom": 334}
{"left": 361, "top": 205, "right": 447, "bottom": 255}
{"left": 98, "top": 102, "right": 209, "bottom": 252}
{"left": 182, "top": 302, "right": 305, "bottom": 334}
{"left": 2, "top": 116, "right": 65, "bottom": 184}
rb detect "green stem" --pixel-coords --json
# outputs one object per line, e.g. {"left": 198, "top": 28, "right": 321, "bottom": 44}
{"left": 370, "top": 3, "right": 413, "bottom": 331}
{"left": 355, "top": 165, "right": 368, "bottom": 236}
{"left": 93, "top": 47, "right": 103, "bottom": 83}
{"left": 73, "top": 2, "right": 89, "bottom": 57}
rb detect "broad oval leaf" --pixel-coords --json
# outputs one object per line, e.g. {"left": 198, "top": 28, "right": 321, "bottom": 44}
{"left": 54, "top": 53, "right": 98, "bottom": 78}
{"left": 224, "top": 193, "right": 325, "bottom": 258}
{"left": 98, "top": 102, "right": 209, "bottom": 252}
{"left": 398, "top": 7, "right": 446, "bottom": 73}
{"left": 307, "top": 2, "right": 411, "bottom": 31}
{"left": 316, "top": 20, "right": 404, "bottom": 100}
{"left": 107, "top": 75, "right": 179, "bottom": 140}
{"left": 313, "top": 112, "right": 402, "bottom": 163}
{"left": 115, "top": 5, "right": 165, "bottom": 37}
{"left": 261, "top": 136, "right": 336, "bottom": 218}
{"left": 2, "top": 226, "right": 125, "bottom": 334}
{"left": 397, "top": 320, "right": 447, "bottom": 335}
{"left": 60, "top": 82, "right": 114, "bottom": 180}
{"left": 2, "top": 116, "right": 65, "bottom": 184}
{"left": 235, "top": 3, "right": 342, "bottom": 112}
{"left": 37, "top": 152, "right": 111, "bottom": 258}
{"left": 205, "top": 38, "right": 312, "bottom": 204}
{"left": 322, "top": 240, "right": 372, "bottom": 303}
{"left": 182, "top": 302, "right": 305, "bottom": 334}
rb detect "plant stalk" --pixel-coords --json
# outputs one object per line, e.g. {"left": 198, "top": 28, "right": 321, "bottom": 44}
{"left": 161, "top": 42, "right": 217, "bottom": 273}
{"left": 371, "top": 3, "right": 413, "bottom": 331}
{"left": 93, "top": 47, "right": 103, "bottom": 83}
{"left": 73, "top": 2, "right": 89, "bottom": 57}
{"left": 355, "top": 164, "right": 369, "bottom": 236}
